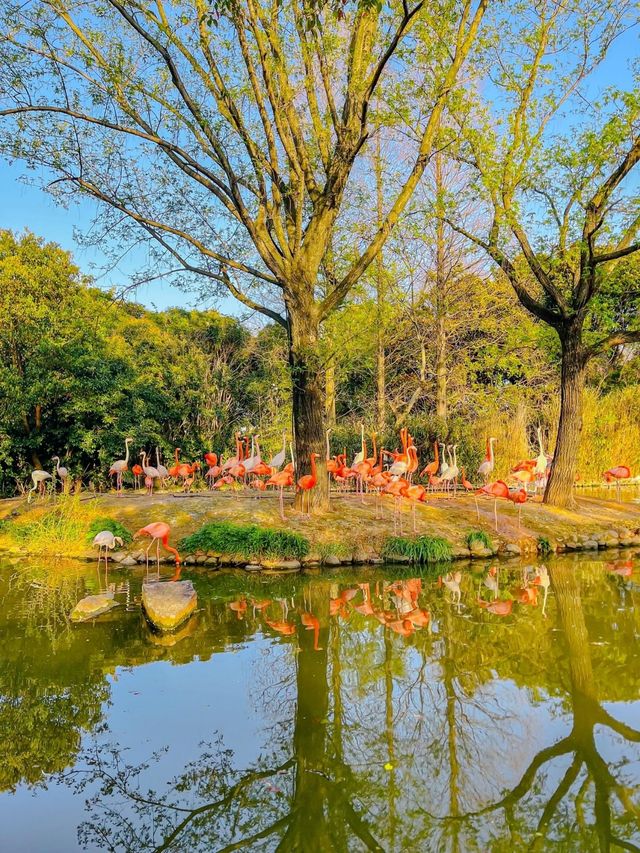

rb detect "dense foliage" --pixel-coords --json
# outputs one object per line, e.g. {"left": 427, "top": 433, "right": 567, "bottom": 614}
{"left": 179, "top": 522, "right": 310, "bottom": 561}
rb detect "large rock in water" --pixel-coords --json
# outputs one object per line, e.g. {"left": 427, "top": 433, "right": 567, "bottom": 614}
{"left": 142, "top": 581, "right": 197, "bottom": 632}
{"left": 70, "top": 592, "right": 119, "bottom": 622}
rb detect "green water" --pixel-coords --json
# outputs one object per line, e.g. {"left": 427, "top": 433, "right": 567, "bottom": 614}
{"left": 0, "top": 552, "right": 638, "bottom": 852}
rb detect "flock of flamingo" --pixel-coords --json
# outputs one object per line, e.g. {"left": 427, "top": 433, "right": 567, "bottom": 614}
{"left": 29, "top": 425, "right": 633, "bottom": 535}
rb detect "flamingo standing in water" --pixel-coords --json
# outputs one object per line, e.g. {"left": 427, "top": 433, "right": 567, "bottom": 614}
{"left": 603, "top": 465, "right": 632, "bottom": 502}
{"left": 134, "top": 522, "right": 181, "bottom": 572}
{"left": 478, "top": 437, "right": 496, "bottom": 484}
{"left": 297, "top": 453, "right": 319, "bottom": 515}
{"left": 93, "top": 530, "right": 123, "bottom": 570}
{"left": 109, "top": 437, "right": 133, "bottom": 495}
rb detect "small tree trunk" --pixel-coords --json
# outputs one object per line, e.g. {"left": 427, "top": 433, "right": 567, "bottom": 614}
{"left": 325, "top": 357, "right": 336, "bottom": 425}
{"left": 435, "top": 313, "right": 447, "bottom": 421}
{"left": 289, "top": 311, "right": 329, "bottom": 511}
{"left": 544, "top": 327, "right": 586, "bottom": 508}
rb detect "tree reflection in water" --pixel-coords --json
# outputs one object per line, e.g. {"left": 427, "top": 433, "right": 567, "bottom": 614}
{"left": 5, "top": 558, "right": 637, "bottom": 851}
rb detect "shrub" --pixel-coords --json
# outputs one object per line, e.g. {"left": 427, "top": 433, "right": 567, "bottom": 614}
{"left": 86, "top": 517, "right": 132, "bottom": 545}
{"left": 179, "top": 521, "right": 310, "bottom": 560}
{"left": 382, "top": 535, "right": 452, "bottom": 564}
{"left": 466, "top": 530, "right": 492, "bottom": 550}
{"left": 537, "top": 536, "right": 552, "bottom": 555}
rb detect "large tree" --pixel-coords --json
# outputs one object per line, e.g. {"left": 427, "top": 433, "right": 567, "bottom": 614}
{"left": 445, "top": 0, "right": 640, "bottom": 506}
{"left": 0, "top": 0, "right": 488, "bottom": 508}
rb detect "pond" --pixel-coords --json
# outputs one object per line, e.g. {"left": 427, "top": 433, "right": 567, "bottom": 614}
{"left": 0, "top": 552, "right": 638, "bottom": 852}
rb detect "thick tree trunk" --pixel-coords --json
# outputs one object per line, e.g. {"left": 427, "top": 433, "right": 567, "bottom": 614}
{"left": 375, "top": 130, "right": 386, "bottom": 433}
{"left": 544, "top": 327, "right": 586, "bottom": 508}
{"left": 289, "top": 310, "right": 329, "bottom": 511}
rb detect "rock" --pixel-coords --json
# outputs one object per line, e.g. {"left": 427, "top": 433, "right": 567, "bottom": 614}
{"left": 352, "top": 551, "right": 371, "bottom": 564}
{"left": 142, "top": 580, "right": 197, "bottom": 632}
{"left": 600, "top": 538, "right": 619, "bottom": 548}
{"left": 244, "top": 563, "right": 262, "bottom": 572}
{"left": 323, "top": 555, "right": 341, "bottom": 566}
{"left": 384, "top": 553, "right": 412, "bottom": 564}
{"left": 120, "top": 555, "right": 138, "bottom": 566}
{"left": 302, "top": 553, "right": 322, "bottom": 565}
{"left": 184, "top": 555, "right": 197, "bottom": 565}
{"left": 451, "top": 547, "right": 471, "bottom": 560}
{"left": 470, "top": 547, "right": 493, "bottom": 558}
{"left": 370, "top": 557, "right": 384, "bottom": 564}
{"left": 582, "top": 540, "right": 598, "bottom": 550}
{"left": 605, "top": 530, "right": 620, "bottom": 541}
{"left": 205, "top": 556, "right": 219, "bottom": 566}
{"left": 70, "top": 593, "right": 119, "bottom": 623}
{"left": 260, "top": 559, "right": 301, "bottom": 571}
{"left": 469, "top": 539, "right": 489, "bottom": 554}
{"left": 504, "top": 543, "right": 521, "bottom": 555}
{"left": 566, "top": 541, "right": 578, "bottom": 550}
{"left": 194, "top": 553, "right": 209, "bottom": 564}
{"left": 618, "top": 528, "right": 632, "bottom": 539}
{"left": 630, "top": 535, "right": 640, "bottom": 546}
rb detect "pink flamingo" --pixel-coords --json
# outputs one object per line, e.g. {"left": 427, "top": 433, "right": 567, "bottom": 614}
{"left": 603, "top": 465, "right": 632, "bottom": 502}
{"left": 134, "top": 522, "right": 181, "bottom": 572}
{"left": 296, "top": 453, "right": 319, "bottom": 515}
{"left": 266, "top": 469, "right": 294, "bottom": 521}
{"left": 109, "top": 437, "right": 133, "bottom": 496}
{"left": 476, "top": 480, "right": 510, "bottom": 531}
{"left": 477, "top": 437, "right": 496, "bottom": 483}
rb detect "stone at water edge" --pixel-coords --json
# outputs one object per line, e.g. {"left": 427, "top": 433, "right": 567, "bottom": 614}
{"left": 70, "top": 592, "right": 120, "bottom": 623}
{"left": 142, "top": 580, "right": 197, "bottom": 632}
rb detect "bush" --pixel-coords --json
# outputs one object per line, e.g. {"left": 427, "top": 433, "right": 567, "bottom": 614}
{"left": 86, "top": 517, "right": 132, "bottom": 545}
{"left": 466, "top": 530, "right": 492, "bottom": 550}
{"left": 537, "top": 536, "right": 552, "bottom": 555}
{"left": 179, "top": 521, "right": 310, "bottom": 560}
{"left": 382, "top": 535, "right": 452, "bottom": 564}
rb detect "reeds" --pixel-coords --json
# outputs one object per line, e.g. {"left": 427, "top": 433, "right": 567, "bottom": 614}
{"left": 179, "top": 521, "right": 310, "bottom": 560}
{"left": 382, "top": 534, "right": 452, "bottom": 564}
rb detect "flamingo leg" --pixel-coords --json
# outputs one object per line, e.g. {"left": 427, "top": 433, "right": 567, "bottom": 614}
{"left": 156, "top": 538, "right": 161, "bottom": 571}
{"left": 475, "top": 496, "right": 479, "bottom": 520}
{"left": 494, "top": 499, "right": 498, "bottom": 532}
{"left": 412, "top": 503, "right": 417, "bottom": 533}
{"left": 278, "top": 487, "right": 285, "bottom": 522}
{"left": 144, "top": 538, "right": 154, "bottom": 572}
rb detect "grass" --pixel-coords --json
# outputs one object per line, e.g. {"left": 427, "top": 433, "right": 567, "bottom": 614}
{"left": 86, "top": 517, "right": 132, "bottom": 545}
{"left": 4, "top": 496, "right": 95, "bottom": 556}
{"left": 466, "top": 530, "right": 493, "bottom": 550}
{"left": 179, "top": 521, "right": 310, "bottom": 561}
{"left": 537, "top": 536, "right": 552, "bottom": 555}
{"left": 382, "top": 535, "right": 452, "bottom": 564}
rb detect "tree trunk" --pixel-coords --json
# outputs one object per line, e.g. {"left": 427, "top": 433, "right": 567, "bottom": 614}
{"left": 544, "top": 326, "right": 586, "bottom": 508}
{"left": 375, "top": 130, "right": 386, "bottom": 433}
{"left": 325, "top": 356, "right": 336, "bottom": 426}
{"left": 434, "top": 152, "right": 448, "bottom": 422}
{"left": 288, "top": 310, "right": 329, "bottom": 511}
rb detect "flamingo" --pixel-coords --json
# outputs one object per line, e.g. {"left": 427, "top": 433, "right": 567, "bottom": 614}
{"left": 155, "top": 448, "right": 169, "bottom": 488}
{"left": 532, "top": 565, "right": 550, "bottom": 616}
{"left": 268, "top": 432, "right": 287, "bottom": 471}
{"left": 534, "top": 428, "right": 548, "bottom": 490}
{"left": 134, "top": 522, "right": 181, "bottom": 571}
{"left": 28, "top": 469, "right": 52, "bottom": 502}
{"left": 132, "top": 463, "right": 144, "bottom": 490}
{"left": 140, "top": 451, "right": 160, "bottom": 495}
{"left": 476, "top": 480, "right": 510, "bottom": 531}
{"left": 401, "top": 482, "right": 427, "bottom": 532}
{"left": 93, "top": 530, "right": 124, "bottom": 570}
{"left": 478, "top": 598, "right": 513, "bottom": 616}
{"left": 266, "top": 469, "right": 294, "bottom": 521}
{"left": 109, "top": 437, "right": 133, "bottom": 495}
{"left": 229, "top": 599, "right": 247, "bottom": 619}
{"left": 441, "top": 444, "right": 459, "bottom": 495}
{"left": 478, "top": 437, "right": 496, "bottom": 483}
{"left": 383, "top": 477, "right": 409, "bottom": 533}
{"left": 420, "top": 441, "right": 440, "bottom": 483}
{"left": 243, "top": 435, "right": 261, "bottom": 475}
{"left": 221, "top": 435, "right": 241, "bottom": 473}
{"left": 168, "top": 448, "right": 181, "bottom": 478}
{"left": 297, "top": 453, "right": 319, "bottom": 515}
{"left": 204, "top": 452, "right": 218, "bottom": 467}
{"left": 52, "top": 456, "right": 68, "bottom": 493}
{"left": 460, "top": 468, "right": 474, "bottom": 492}
{"left": 603, "top": 465, "right": 632, "bottom": 501}
{"left": 507, "top": 487, "right": 527, "bottom": 529}
{"left": 300, "top": 611, "right": 322, "bottom": 650}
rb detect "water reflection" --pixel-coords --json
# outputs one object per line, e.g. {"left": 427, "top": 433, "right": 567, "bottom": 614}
{"left": 0, "top": 554, "right": 638, "bottom": 851}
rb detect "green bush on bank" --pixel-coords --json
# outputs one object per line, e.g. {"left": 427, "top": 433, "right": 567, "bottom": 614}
{"left": 179, "top": 521, "right": 310, "bottom": 561}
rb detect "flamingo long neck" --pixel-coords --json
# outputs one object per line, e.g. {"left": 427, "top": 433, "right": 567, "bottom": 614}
{"left": 361, "top": 424, "right": 365, "bottom": 457}
{"left": 326, "top": 430, "right": 331, "bottom": 460}
{"left": 175, "top": 448, "right": 180, "bottom": 463}
{"left": 434, "top": 441, "right": 439, "bottom": 464}
{"left": 371, "top": 433, "right": 377, "bottom": 462}
{"left": 537, "top": 428, "right": 544, "bottom": 455}
{"left": 141, "top": 452, "right": 146, "bottom": 470}
{"left": 162, "top": 535, "right": 181, "bottom": 564}
{"left": 453, "top": 446, "right": 457, "bottom": 468}
{"left": 156, "top": 447, "right": 161, "bottom": 467}
{"left": 56, "top": 458, "right": 61, "bottom": 474}
{"left": 310, "top": 454, "right": 317, "bottom": 481}
{"left": 489, "top": 439, "right": 495, "bottom": 464}
{"left": 124, "top": 441, "right": 130, "bottom": 464}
